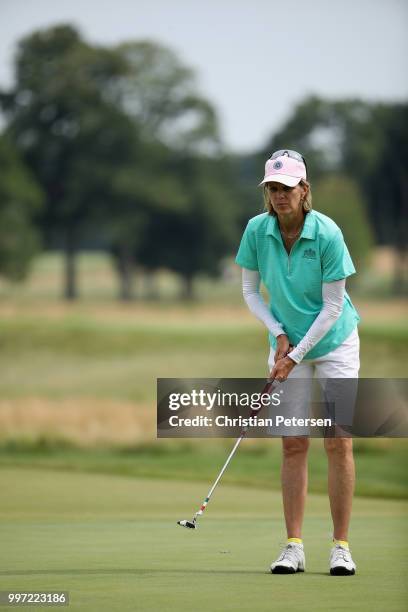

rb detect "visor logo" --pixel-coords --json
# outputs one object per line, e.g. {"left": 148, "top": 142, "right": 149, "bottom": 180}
{"left": 272, "top": 161, "right": 283, "bottom": 170}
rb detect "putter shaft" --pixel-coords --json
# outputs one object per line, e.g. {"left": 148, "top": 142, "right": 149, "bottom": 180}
{"left": 178, "top": 378, "right": 276, "bottom": 528}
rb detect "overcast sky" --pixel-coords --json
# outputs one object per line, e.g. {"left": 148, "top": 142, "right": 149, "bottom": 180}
{"left": 1, "top": 0, "right": 407, "bottom": 152}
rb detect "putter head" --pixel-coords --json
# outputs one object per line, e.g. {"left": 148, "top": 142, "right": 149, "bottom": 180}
{"left": 177, "top": 519, "right": 196, "bottom": 529}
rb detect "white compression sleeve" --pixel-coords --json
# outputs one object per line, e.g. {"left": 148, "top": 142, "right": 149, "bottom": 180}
{"left": 242, "top": 268, "right": 285, "bottom": 338}
{"left": 288, "top": 279, "right": 346, "bottom": 363}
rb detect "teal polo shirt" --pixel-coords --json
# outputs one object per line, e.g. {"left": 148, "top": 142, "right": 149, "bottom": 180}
{"left": 235, "top": 210, "right": 360, "bottom": 359}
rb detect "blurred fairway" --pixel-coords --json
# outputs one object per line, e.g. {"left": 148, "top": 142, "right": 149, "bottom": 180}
{"left": 0, "top": 468, "right": 407, "bottom": 612}
{"left": 0, "top": 252, "right": 407, "bottom": 500}
{"left": 0, "top": 255, "right": 406, "bottom": 405}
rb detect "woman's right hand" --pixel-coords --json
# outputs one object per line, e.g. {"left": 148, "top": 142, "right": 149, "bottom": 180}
{"left": 275, "top": 334, "right": 291, "bottom": 363}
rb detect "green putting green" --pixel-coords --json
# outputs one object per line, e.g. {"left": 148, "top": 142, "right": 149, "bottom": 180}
{"left": 0, "top": 468, "right": 406, "bottom": 612}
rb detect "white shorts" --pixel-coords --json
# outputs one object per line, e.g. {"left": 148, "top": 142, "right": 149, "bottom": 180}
{"left": 267, "top": 328, "right": 360, "bottom": 435}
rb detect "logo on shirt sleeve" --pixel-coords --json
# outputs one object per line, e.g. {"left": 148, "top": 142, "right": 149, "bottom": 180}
{"left": 302, "top": 248, "right": 317, "bottom": 260}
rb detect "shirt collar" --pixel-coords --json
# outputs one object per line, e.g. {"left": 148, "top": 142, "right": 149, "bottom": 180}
{"left": 266, "top": 211, "right": 316, "bottom": 241}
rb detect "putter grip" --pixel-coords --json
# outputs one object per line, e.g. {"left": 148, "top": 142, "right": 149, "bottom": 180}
{"left": 249, "top": 408, "right": 260, "bottom": 420}
{"left": 247, "top": 379, "right": 275, "bottom": 421}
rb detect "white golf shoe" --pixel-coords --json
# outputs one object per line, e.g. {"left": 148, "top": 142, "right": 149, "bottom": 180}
{"left": 329, "top": 544, "right": 356, "bottom": 575}
{"left": 270, "top": 543, "right": 305, "bottom": 574}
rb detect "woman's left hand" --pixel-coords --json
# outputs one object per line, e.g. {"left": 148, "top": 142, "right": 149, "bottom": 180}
{"left": 270, "top": 356, "right": 296, "bottom": 382}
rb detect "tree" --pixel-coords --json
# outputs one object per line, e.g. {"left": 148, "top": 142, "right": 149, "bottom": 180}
{"left": 106, "top": 139, "right": 189, "bottom": 300}
{"left": 313, "top": 175, "right": 373, "bottom": 275}
{"left": 138, "top": 154, "right": 239, "bottom": 300}
{"left": 1, "top": 27, "right": 232, "bottom": 301}
{"left": 104, "top": 40, "right": 226, "bottom": 299}
{"left": 351, "top": 104, "right": 408, "bottom": 293}
{"left": 115, "top": 41, "right": 220, "bottom": 154}
{"left": 0, "top": 24, "right": 130, "bottom": 299}
{"left": 0, "top": 135, "right": 43, "bottom": 281}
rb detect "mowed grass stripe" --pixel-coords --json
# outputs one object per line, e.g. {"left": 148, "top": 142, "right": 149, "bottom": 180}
{"left": 1, "top": 317, "right": 407, "bottom": 354}
{"left": 0, "top": 319, "right": 407, "bottom": 398}
{"left": 0, "top": 442, "right": 407, "bottom": 500}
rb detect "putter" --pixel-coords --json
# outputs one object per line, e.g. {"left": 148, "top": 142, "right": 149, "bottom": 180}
{"left": 177, "top": 377, "right": 277, "bottom": 529}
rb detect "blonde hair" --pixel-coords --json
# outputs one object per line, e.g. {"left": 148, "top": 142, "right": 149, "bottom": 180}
{"left": 263, "top": 180, "right": 312, "bottom": 216}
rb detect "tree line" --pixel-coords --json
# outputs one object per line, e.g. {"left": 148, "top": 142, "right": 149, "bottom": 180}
{"left": 0, "top": 24, "right": 407, "bottom": 298}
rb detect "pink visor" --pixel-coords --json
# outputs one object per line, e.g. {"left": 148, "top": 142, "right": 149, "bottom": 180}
{"left": 260, "top": 155, "right": 307, "bottom": 187}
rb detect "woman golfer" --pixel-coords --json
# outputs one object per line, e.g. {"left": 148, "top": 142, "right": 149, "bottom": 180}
{"left": 235, "top": 150, "right": 360, "bottom": 575}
